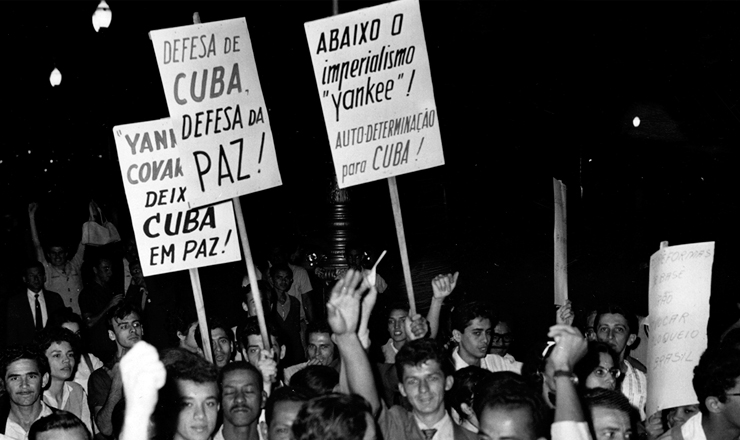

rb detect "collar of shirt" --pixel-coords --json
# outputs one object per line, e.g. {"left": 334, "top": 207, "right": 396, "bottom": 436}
{"left": 26, "top": 289, "right": 47, "bottom": 327}
{"left": 414, "top": 411, "right": 453, "bottom": 440}
{"left": 5, "top": 401, "right": 54, "bottom": 439}
{"left": 43, "top": 382, "right": 72, "bottom": 409}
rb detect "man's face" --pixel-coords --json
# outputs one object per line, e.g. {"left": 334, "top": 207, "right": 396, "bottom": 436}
{"left": 47, "top": 246, "right": 67, "bottom": 267}
{"left": 489, "top": 321, "right": 513, "bottom": 357}
{"left": 174, "top": 380, "right": 220, "bottom": 440}
{"left": 94, "top": 260, "right": 113, "bottom": 285}
{"left": 387, "top": 309, "right": 408, "bottom": 343}
{"left": 590, "top": 406, "right": 632, "bottom": 440}
{"left": 3, "top": 358, "right": 48, "bottom": 407}
{"left": 24, "top": 267, "right": 45, "bottom": 292}
{"left": 345, "top": 248, "right": 364, "bottom": 268}
{"left": 272, "top": 270, "right": 293, "bottom": 294}
{"left": 268, "top": 400, "right": 304, "bottom": 440}
{"left": 45, "top": 341, "right": 76, "bottom": 381}
{"left": 307, "top": 332, "right": 335, "bottom": 366}
{"left": 211, "top": 327, "right": 233, "bottom": 369}
{"left": 37, "top": 427, "right": 89, "bottom": 440}
{"left": 244, "top": 334, "right": 281, "bottom": 366}
{"left": 454, "top": 317, "right": 492, "bottom": 361}
{"left": 398, "top": 360, "right": 452, "bottom": 417}
{"left": 221, "top": 369, "right": 263, "bottom": 428}
{"left": 108, "top": 313, "right": 143, "bottom": 349}
{"left": 478, "top": 405, "right": 540, "bottom": 440}
{"left": 596, "top": 313, "right": 636, "bottom": 356}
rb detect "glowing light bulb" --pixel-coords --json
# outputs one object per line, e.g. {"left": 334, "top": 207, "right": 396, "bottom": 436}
{"left": 633, "top": 116, "right": 640, "bottom": 127}
{"left": 49, "top": 68, "right": 62, "bottom": 87}
{"left": 92, "top": 0, "right": 112, "bottom": 32}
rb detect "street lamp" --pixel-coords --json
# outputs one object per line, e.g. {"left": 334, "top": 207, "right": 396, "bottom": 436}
{"left": 49, "top": 68, "right": 62, "bottom": 87}
{"left": 92, "top": 1, "right": 112, "bottom": 32}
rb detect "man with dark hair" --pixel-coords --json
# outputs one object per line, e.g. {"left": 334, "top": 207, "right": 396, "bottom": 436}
{"left": 451, "top": 302, "right": 522, "bottom": 374}
{"left": 87, "top": 303, "right": 143, "bottom": 437}
{"left": 583, "top": 388, "right": 636, "bottom": 440}
{"left": 291, "top": 393, "right": 375, "bottom": 440}
{"left": 657, "top": 348, "right": 740, "bottom": 440}
{"left": 0, "top": 346, "right": 54, "bottom": 439}
{"left": 170, "top": 308, "right": 202, "bottom": 356}
{"left": 4, "top": 261, "right": 67, "bottom": 346}
{"left": 237, "top": 317, "right": 284, "bottom": 367}
{"left": 594, "top": 304, "right": 647, "bottom": 420}
{"left": 289, "top": 365, "right": 339, "bottom": 396}
{"left": 207, "top": 318, "right": 234, "bottom": 370}
{"left": 474, "top": 376, "right": 549, "bottom": 440}
{"left": 214, "top": 361, "right": 264, "bottom": 440}
{"left": 154, "top": 348, "right": 220, "bottom": 440}
{"left": 269, "top": 263, "right": 305, "bottom": 367}
{"left": 283, "top": 321, "right": 339, "bottom": 384}
{"left": 79, "top": 257, "right": 123, "bottom": 360}
{"left": 29, "top": 410, "right": 91, "bottom": 440}
{"left": 264, "top": 386, "right": 312, "bottom": 440}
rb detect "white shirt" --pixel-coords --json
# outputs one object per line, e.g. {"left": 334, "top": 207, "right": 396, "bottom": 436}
{"left": 4, "top": 401, "right": 54, "bottom": 440}
{"left": 73, "top": 352, "right": 104, "bottom": 394}
{"left": 26, "top": 289, "right": 47, "bottom": 328}
{"left": 43, "top": 381, "right": 93, "bottom": 435}
{"left": 551, "top": 421, "right": 592, "bottom": 440}
{"left": 414, "top": 411, "right": 454, "bottom": 440}
{"left": 452, "top": 347, "right": 523, "bottom": 374}
{"left": 621, "top": 360, "right": 648, "bottom": 421}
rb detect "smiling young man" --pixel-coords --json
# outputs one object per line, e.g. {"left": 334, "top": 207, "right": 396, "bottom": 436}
{"left": 87, "top": 303, "right": 143, "bottom": 437}
{"left": 594, "top": 304, "right": 647, "bottom": 420}
{"left": 213, "top": 362, "right": 264, "bottom": 440}
{"left": 451, "top": 303, "right": 522, "bottom": 374}
{"left": 0, "top": 346, "right": 54, "bottom": 440}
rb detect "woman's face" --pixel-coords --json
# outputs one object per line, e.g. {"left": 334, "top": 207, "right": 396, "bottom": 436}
{"left": 45, "top": 341, "right": 76, "bottom": 381}
{"left": 585, "top": 352, "right": 618, "bottom": 390}
{"left": 667, "top": 404, "right": 699, "bottom": 428}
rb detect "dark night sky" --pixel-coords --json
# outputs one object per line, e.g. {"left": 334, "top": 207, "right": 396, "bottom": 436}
{"left": 2, "top": 1, "right": 740, "bottom": 345}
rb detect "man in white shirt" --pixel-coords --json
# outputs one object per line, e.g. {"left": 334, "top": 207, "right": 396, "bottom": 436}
{"left": 0, "top": 347, "right": 54, "bottom": 440}
{"left": 450, "top": 303, "right": 522, "bottom": 374}
{"left": 213, "top": 362, "right": 264, "bottom": 440}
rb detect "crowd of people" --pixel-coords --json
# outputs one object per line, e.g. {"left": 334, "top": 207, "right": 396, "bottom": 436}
{"left": 1, "top": 203, "right": 740, "bottom": 440}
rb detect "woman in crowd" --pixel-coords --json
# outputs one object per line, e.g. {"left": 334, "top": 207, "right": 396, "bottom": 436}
{"left": 47, "top": 309, "right": 104, "bottom": 394}
{"left": 574, "top": 341, "right": 622, "bottom": 391}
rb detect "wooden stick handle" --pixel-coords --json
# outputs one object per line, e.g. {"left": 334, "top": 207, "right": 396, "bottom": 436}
{"left": 233, "top": 197, "right": 271, "bottom": 351}
{"left": 388, "top": 177, "right": 416, "bottom": 316}
{"left": 188, "top": 268, "right": 213, "bottom": 363}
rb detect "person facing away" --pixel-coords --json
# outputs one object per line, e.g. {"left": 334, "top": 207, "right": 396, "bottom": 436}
{"left": 28, "top": 410, "right": 91, "bottom": 440}
{"left": 78, "top": 257, "right": 123, "bottom": 361}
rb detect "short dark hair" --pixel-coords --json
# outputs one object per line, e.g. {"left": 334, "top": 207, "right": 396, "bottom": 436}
{"left": 447, "top": 366, "right": 494, "bottom": 423}
{"left": 693, "top": 348, "right": 740, "bottom": 414}
{"left": 474, "top": 373, "right": 549, "bottom": 439}
{"left": 168, "top": 307, "right": 198, "bottom": 342}
{"left": 208, "top": 317, "right": 234, "bottom": 344}
{"left": 574, "top": 341, "right": 621, "bottom": 389}
{"left": 29, "top": 410, "right": 91, "bottom": 440}
{"left": 1, "top": 345, "right": 50, "bottom": 380}
{"left": 292, "top": 393, "right": 372, "bottom": 440}
{"left": 395, "top": 338, "right": 453, "bottom": 380}
{"left": 237, "top": 316, "right": 282, "bottom": 349}
{"left": 47, "top": 309, "right": 84, "bottom": 331}
{"left": 270, "top": 263, "right": 293, "bottom": 279}
{"left": 307, "top": 321, "right": 332, "bottom": 339}
{"left": 106, "top": 302, "right": 142, "bottom": 332}
{"left": 265, "top": 386, "right": 313, "bottom": 425}
{"left": 34, "top": 328, "right": 81, "bottom": 362}
{"left": 219, "top": 361, "right": 263, "bottom": 392}
{"left": 594, "top": 304, "right": 638, "bottom": 336}
{"left": 451, "top": 302, "right": 493, "bottom": 333}
{"left": 24, "top": 260, "right": 45, "bottom": 275}
{"left": 290, "top": 365, "right": 339, "bottom": 396}
{"left": 583, "top": 387, "right": 638, "bottom": 433}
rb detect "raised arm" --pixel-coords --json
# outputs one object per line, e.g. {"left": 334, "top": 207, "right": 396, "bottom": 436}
{"left": 327, "top": 269, "right": 380, "bottom": 415}
{"left": 120, "top": 342, "right": 166, "bottom": 440}
{"left": 28, "top": 203, "right": 45, "bottom": 262}
{"left": 547, "top": 324, "right": 587, "bottom": 424}
{"left": 428, "top": 272, "right": 458, "bottom": 338}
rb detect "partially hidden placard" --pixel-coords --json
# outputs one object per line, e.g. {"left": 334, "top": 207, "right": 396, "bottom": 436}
{"left": 114, "top": 118, "right": 241, "bottom": 276}
{"left": 305, "top": 0, "right": 444, "bottom": 188}
{"left": 150, "top": 18, "right": 281, "bottom": 208}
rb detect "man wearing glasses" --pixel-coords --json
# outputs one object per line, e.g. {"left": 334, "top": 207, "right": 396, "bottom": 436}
{"left": 658, "top": 348, "right": 740, "bottom": 440}
{"left": 487, "top": 316, "right": 521, "bottom": 365}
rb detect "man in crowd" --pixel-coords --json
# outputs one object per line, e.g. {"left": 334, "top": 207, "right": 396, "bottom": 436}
{"left": 79, "top": 257, "right": 123, "bottom": 360}
{"left": 88, "top": 303, "right": 143, "bottom": 437}
{"left": 583, "top": 388, "right": 636, "bottom": 440}
{"left": 594, "top": 304, "right": 647, "bottom": 420}
{"left": 0, "top": 347, "right": 54, "bottom": 440}
{"left": 214, "top": 362, "right": 265, "bottom": 440}
{"left": 5, "top": 262, "right": 67, "bottom": 346}
{"left": 283, "top": 321, "right": 339, "bottom": 384}
{"left": 28, "top": 202, "right": 86, "bottom": 315}
{"left": 207, "top": 318, "right": 234, "bottom": 370}
{"left": 451, "top": 302, "right": 522, "bottom": 373}
{"left": 29, "top": 411, "right": 91, "bottom": 440}
{"left": 264, "top": 386, "right": 312, "bottom": 440}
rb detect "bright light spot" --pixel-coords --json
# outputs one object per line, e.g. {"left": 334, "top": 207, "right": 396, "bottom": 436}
{"left": 49, "top": 68, "right": 62, "bottom": 87}
{"left": 44, "top": 169, "right": 47, "bottom": 172}
{"left": 49, "top": 160, "right": 53, "bottom": 163}
{"left": 632, "top": 116, "right": 640, "bottom": 127}
{"left": 588, "top": 158, "right": 592, "bottom": 163}
{"left": 0, "top": 160, "right": 3, "bottom": 164}
{"left": 98, "top": 155, "right": 103, "bottom": 158}
{"left": 92, "top": 0, "right": 112, "bottom": 32}
{"left": 28, "top": 150, "right": 31, "bottom": 155}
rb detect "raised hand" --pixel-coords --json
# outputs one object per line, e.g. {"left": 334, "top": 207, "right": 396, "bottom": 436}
{"left": 431, "top": 272, "right": 459, "bottom": 299}
{"left": 547, "top": 324, "right": 587, "bottom": 371}
{"left": 256, "top": 349, "right": 277, "bottom": 384}
{"left": 327, "top": 269, "right": 367, "bottom": 337}
{"left": 28, "top": 202, "right": 39, "bottom": 216}
{"left": 404, "top": 314, "right": 429, "bottom": 341}
{"left": 555, "top": 300, "right": 575, "bottom": 326}
{"left": 120, "top": 341, "right": 166, "bottom": 419}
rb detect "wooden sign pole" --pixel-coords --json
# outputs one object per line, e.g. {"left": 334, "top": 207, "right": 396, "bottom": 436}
{"left": 233, "top": 197, "right": 272, "bottom": 350}
{"left": 188, "top": 268, "right": 213, "bottom": 363}
{"left": 388, "top": 176, "right": 416, "bottom": 316}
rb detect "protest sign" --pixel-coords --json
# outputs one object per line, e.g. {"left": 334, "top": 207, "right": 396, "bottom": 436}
{"left": 553, "top": 178, "right": 567, "bottom": 305}
{"left": 305, "top": 0, "right": 444, "bottom": 188}
{"left": 150, "top": 18, "right": 281, "bottom": 208}
{"left": 646, "top": 241, "right": 715, "bottom": 417}
{"left": 114, "top": 118, "right": 241, "bottom": 276}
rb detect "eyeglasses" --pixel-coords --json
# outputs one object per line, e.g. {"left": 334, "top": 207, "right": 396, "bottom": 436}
{"left": 592, "top": 367, "right": 622, "bottom": 379}
{"left": 492, "top": 332, "right": 513, "bottom": 343}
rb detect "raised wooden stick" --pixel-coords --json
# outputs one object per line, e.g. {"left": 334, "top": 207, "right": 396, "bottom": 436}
{"left": 188, "top": 268, "right": 213, "bottom": 363}
{"left": 388, "top": 176, "right": 416, "bottom": 316}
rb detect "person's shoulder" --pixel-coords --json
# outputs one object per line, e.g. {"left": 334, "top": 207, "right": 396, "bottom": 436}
{"left": 626, "top": 356, "right": 647, "bottom": 374}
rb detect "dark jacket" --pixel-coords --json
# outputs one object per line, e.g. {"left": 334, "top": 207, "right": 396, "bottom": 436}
{"left": 4, "top": 288, "right": 67, "bottom": 346}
